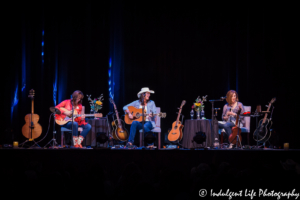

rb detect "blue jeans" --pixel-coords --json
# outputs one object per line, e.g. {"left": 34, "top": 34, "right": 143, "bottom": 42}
{"left": 63, "top": 121, "right": 92, "bottom": 138}
{"left": 128, "top": 121, "right": 153, "bottom": 145}
{"left": 218, "top": 122, "right": 235, "bottom": 143}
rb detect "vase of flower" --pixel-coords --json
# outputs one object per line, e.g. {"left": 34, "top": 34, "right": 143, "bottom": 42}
{"left": 196, "top": 110, "right": 200, "bottom": 120}
{"left": 191, "top": 95, "right": 207, "bottom": 120}
{"left": 87, "top": 94, "right": 104, "bottom": 114}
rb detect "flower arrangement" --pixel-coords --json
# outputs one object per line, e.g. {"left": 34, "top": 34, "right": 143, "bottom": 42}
{"left": 192, "top": 95, "right": 207, "bottom": 112}
{"left": 87, "top": 94, "right": 104, "bottom": 113}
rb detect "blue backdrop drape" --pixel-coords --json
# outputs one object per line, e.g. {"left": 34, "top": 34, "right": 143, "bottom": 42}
{"left": 4, "top": 1, "right": 298, "bottom": 148}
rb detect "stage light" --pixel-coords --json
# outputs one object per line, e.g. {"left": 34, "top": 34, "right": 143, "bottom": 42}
{"left": 144, "top": 133, "right": 156, "bottom": 144}
{"left": 97, "top": 132, "right": 108, "bottom": 144}
{"left": 193, "top": 131, "right": 206, "bottom": 144}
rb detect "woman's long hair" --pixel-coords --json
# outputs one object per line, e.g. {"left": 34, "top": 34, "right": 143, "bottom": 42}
{"left": 226, "top": 90, "right": 239, "bottom": 105}
{"left": 71, "top": 90, "right": 84, "bottom": 106}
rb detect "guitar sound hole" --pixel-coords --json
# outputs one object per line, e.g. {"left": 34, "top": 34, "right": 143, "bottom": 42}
{"left": 174, "top": 126, "right": 178, "bottom": 129}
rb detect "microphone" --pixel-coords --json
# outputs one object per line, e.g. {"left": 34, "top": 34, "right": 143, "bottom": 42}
{"left": 220, "top": 96, "right": 226, "bottom": 100}
{"left": 49, "top": 107, "right": 61, "bottom": 114}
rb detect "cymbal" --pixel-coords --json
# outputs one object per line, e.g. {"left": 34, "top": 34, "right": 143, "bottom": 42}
{"left": 49, "top": 107, "right": 61, "bottom": 114}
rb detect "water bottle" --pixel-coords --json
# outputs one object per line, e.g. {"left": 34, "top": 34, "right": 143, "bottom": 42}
{"left": 214, "top": 137, "right": 219, "bottom": 148}
{"left": 201, "top": 110, "right": 205, "bottom": 119}
{"left": 190, "top": 109, "right": 194, "bottom": 120}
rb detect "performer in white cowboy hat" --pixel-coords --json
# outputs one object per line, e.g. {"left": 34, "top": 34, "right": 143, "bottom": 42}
{"left": 123, "top": 87, "right": 157, "bottom": 147}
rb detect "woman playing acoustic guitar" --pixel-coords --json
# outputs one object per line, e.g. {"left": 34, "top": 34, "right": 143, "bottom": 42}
{"left": 55, "top": 90, "right": 91, "bottom": 148}
{"left": 218, "top": 90, "right": 245, "bottom": 148}
{"left": 123, "top": 87, "right": 157, "bottom": 147}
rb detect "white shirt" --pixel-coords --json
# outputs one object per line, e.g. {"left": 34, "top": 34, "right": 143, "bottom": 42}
{"left": 139, "top": 105, "right": 149, "bottom": 121}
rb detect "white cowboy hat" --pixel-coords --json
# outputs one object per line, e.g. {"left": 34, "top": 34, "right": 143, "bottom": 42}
{"left": 137, "top": 87, "right": 154, "bottom": 98}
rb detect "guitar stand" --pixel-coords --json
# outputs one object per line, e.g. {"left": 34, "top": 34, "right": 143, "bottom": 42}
{"left": 19, "top": 133, "right": 41, "bottom": 148}
{"left": 231, "top": 118, "right": 243, "bottom": 149}
{"left": 176, "top": 112, "right": 184, "bottom": 125}
{"left": 169, "top": 140, "right": 183, "bottom": 148}
{"left": 232, "top": 134, "right": 243, "bottom": 149}
{"left": 251, "top": 110, "right": 263, "bottom": 149}
{"left": 20, "top": 139, "right": 41, "bottom": 148}
{"left": 19, "top": 116, "right": 41, "bottom": 148}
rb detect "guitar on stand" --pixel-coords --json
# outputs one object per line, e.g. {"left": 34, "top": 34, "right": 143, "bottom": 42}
{"left": 109, "top": 98, "right": 129, "bottom": 142}
{"left": 253, "top": 97, "right": 276, "bottom": 144}
{"left": 21, "top": 89, "right": 42, "bottom": 148}
{"left": 168, "top": 100, "right": 186, "bottom": 142}
{"left": 228, "top": 106, "right": 243, "bottom": 148}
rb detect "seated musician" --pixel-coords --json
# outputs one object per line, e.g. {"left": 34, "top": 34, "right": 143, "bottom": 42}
{"left": 123, "top": 87, "right": 157, "bottom": 147}
{"left": 55, "top": 90, "right": 91, "bottom": 148}
{"left": 218, "top": 90, "right": 245, "bottom": 145}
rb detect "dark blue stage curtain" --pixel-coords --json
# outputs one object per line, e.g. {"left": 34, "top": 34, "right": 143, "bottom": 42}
{"left": 5, "top": 1, "right": 298, "bottom": 148}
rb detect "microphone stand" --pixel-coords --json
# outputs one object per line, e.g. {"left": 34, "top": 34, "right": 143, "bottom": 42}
{"left": 209, "top": 98, "right": 225, "bottom": 148}
{"left": 44, "top": 108, "right": 60, "bottom": 148}
{"left": 141, "top": 94, "right": 145, "bottom": 147}
{"left": 106, "top": 112, "right": 113, "bottom": 147}
{"left": 71, "top": 101, "right": 74, "bottom": 147}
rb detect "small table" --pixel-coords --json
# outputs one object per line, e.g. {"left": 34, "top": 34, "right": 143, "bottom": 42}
{"left": 86, "top": 118, "right": 110, "bottom": 147}
{"left": 182, "top": 119, "right": 218, "bottom": 149}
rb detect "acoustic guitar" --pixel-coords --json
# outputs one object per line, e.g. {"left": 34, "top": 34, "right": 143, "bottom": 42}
{"left": 109, "top": 98, "right": 129, "bottom": 141}
{"left": 22, "top": 89, "right": 42, "bottom": 140}
{"left": 228, "top": 106, "right": 242, "bottom": 147}
{"left": 253, "top": 97, "right": 276, "bottom": 142}
{"left": 124, "top": 106, "right": 166, "bottom": 125}
{"left": 168, "top": 100, "right": 186, "bottom": 142}
{"left": 55, "top": 107, "right": 102, "bottom": 125}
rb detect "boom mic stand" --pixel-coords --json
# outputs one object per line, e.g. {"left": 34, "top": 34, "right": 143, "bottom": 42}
{"left": 209, "top": 97, "right": 225, "bottom": 148}
{"left": 44, "top": 107, "right": 61, "bottom": 148}
{"left": 141, "top": 94, "right": 145, "bottom": 147}
{"left": 105, "top": 112, "right": 115, "bottom": 147}
{"left": 71, "top": 101, "right": 75, "bottom": 147}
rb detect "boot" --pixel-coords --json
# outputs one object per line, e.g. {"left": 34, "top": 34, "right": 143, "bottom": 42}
{"left": 73, "top": 136, "right": 79, "bottom": 148}
{"left": 78, "top": 135, "right": 84, "bottom": 148}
